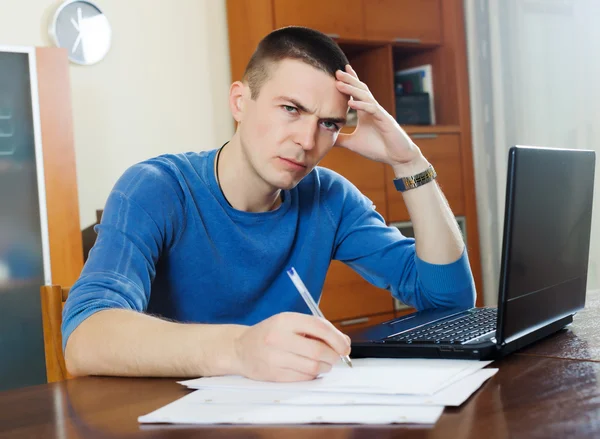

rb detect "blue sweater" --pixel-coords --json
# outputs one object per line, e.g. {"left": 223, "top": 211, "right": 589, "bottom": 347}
{"left": 62, "top": 149, "right": 476, "bottom": 350}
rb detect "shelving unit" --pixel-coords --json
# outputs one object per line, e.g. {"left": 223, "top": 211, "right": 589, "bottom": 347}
{"left": 226, "top": 0, "right": 483, "bottom": 329}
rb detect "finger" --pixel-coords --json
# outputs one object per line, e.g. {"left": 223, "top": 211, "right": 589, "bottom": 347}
{"left": 269, "top": 365, "right": 317, "bottom": 382}
{"left": 286, "top": 313, "right": 351, "bottom": 356}
{"left": 334, "top": 132, "right": 352, "bottom": 149}
{"left": 284, "top": 313, "right": 350, "bottom": 355}
{"left": 346, "top": 63, "right": 359, "bottom": 79}
{"left": 336, "top": 68, "right": 367, "bottom": 91}
{"left": 348, "top": 99, "right": 378, "bottom": 115}
{"left": 311, "top": 316, "right": 352, "bottom": 356}
{"left": 289, "top": 333, "right": 341, "bottom": 366}
{"left": 336, "top": 81, "right": 373, "bottom": 103}
{"left": 275, "top": 351, "right": 333, "bottom": 381}
{"left": 282, "top": 357, "right": 333, "bottom": 378}
{"left": 334, "top": 133, "right": 361, "bottom": 155}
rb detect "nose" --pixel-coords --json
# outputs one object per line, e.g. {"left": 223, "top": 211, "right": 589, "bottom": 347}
{"left": 295, "top": 118, "right": 318, "bottom": 151}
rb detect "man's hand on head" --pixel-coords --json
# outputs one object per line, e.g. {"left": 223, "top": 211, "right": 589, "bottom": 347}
{"left": 333, "top": 64, "right": 430, "bottom": 175}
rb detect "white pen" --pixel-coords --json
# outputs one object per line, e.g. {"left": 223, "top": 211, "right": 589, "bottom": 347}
{"left": 286, "top": 266, "right": 353, "bottom": 368}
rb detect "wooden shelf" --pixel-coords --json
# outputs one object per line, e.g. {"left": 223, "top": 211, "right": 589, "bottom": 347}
{"left": 391, "top": 41, "right": 439, "bottom": 53}
{"left": 404, "top": 125, "right": 461, "bottom": 134}
{"left": 341, "top": 124, "right": 460, "bottom": 135}
{"left": 337, "top": 37, "right": 439, "bottom": 51}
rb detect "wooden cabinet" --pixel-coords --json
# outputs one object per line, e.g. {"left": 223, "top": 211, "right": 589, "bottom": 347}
{"left": 273, "top": 0, "right": 364, "bottom": 40}
{"left": 226, "top": 0, "right": 274, "bottom": 82}
{"left": 385, "top": 133, "right": 465, "bottom": 222}
{"left": 343, "top": 44, "right": 396, "bottom": 115}
{"left": 225, "top": 0, "right": 484, "bottom": 320}
{"left": 273, "top": 0, "right": 442, "bottom": 44}
{"left": 364, "top": 0, "right": 442, "bottom": 44}
{"left": 319, "top": 261, "right": 394, "bottom": 322}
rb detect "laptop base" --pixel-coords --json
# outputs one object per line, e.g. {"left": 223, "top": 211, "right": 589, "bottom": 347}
{"left": 349, "top": 314, "right": 574, "bottom": 361}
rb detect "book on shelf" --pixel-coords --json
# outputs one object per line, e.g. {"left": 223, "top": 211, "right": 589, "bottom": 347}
{"left": 394, "top": 64, "right": 436, "bottom": 125}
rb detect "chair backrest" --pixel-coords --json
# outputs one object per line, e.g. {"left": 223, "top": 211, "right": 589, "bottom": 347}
{"left": 40, "top": 285, "right": 71, "bottom": 382}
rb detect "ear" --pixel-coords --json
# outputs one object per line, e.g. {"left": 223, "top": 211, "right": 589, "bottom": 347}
{"left": 229, "top": 81, "right": 247, "bottom": 123}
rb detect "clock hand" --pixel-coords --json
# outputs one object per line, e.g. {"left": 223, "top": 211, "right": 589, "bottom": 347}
{"left": 71, "top": 7, "right": 84, "bottom": 54}
{"left": 72, "top": 34, "right": 82, "bottom": 53}
{"left": 70, "top": 17, "right": 79, "bottom": 32}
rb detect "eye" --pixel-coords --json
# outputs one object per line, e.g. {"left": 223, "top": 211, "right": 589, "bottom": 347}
{"left": 282, "top": 105, "right": 298, "bottom": 113}
{"left": 321, "top": 120, "right": 340, "bottom": 131}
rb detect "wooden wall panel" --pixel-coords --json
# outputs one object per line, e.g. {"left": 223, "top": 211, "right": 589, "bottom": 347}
{"left": 226, "top": 0, "right": 274, "bottom": 83}
{"left": 35, "top": 48, "right": 83, "bottom": 287}
{"left": 274, "top": 0, "right": 364, "bottom": 40}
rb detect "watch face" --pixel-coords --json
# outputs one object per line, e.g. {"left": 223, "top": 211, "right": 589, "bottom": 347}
{"left": 50, "top": 0, "right": 111, "bottom": 65}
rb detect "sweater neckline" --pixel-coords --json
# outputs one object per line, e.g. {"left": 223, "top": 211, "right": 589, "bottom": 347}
{"left": 206, "top": 148, "right": 292, "bottom": 221}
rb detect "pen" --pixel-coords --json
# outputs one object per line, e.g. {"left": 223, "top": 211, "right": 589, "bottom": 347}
{"left": 286, "top": 266, "right": 353, "bottom": 368}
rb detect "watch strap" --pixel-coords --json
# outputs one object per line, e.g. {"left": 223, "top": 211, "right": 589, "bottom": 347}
{"left": 393, "top": 164, "right": 437, "bottom": 192}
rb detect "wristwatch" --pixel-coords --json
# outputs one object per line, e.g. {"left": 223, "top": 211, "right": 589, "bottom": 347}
{"left": 393, "top": 164, "right": 437, "bottom": 192}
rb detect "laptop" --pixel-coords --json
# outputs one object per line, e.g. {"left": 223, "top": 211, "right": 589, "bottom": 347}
{"left": 348, "top": 145, "right": 596, "bottom": 360}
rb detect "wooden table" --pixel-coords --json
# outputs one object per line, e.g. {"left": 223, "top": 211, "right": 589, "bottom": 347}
{"left": 2, "top": 290, "right": 600, "bottom": 438}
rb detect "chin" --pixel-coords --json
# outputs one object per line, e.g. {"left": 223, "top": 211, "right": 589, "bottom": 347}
{"left": 268, "top": 172, "right": 306, "bottom": 191}
{"left": 272, "top": 178, "right": 300, "bottom": 191}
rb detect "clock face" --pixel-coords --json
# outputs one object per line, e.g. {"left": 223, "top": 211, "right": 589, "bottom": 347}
{"left": 50, "top": 0, "right": 111, "bottom": 65}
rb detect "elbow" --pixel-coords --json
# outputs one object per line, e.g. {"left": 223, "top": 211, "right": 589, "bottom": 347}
{"left": 63, "top": 314, "right": 108, "bottom": 377}
{"left": 452, "top": 283, "right": 476, "bottom": 310}
{"left": 65, "top": 354, "right": 86, "bottom": 378}
{"left": 416, "top": 283, "right": 476, "bottom": 311}
{"left": 62, "top": 302, "right": 119, "bottom": 376}
{"left": 64, "top": 329, "right": 91, "bottom": 377}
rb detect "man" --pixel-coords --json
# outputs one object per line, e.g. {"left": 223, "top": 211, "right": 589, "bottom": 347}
{"left": 63, "top": 26, "right": 475, "bottom": 382}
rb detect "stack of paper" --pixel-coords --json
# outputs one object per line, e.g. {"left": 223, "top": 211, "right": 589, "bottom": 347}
{"left": 138, "top": 358, "right": 497, "bottom": 425}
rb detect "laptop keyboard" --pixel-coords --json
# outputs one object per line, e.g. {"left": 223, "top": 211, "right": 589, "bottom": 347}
{"left": 384, "top": 308, "right": 497, "bottom": 345}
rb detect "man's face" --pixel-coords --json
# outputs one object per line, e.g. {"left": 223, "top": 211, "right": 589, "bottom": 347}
{"left": 236, "top": 59, "right": 349, "bottom": 190}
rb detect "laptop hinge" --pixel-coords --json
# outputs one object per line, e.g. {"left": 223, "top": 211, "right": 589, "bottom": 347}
{"left": 498, "top": 314, "right": 574, "bottom": 349}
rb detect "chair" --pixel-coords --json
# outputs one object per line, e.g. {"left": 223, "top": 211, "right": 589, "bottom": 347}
{"left": 40, "top": 285, "right": 71, "bottom": 382}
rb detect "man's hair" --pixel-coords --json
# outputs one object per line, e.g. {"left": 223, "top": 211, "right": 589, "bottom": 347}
{"left": 242, "top": 26, "right": 349, "bottom": 99}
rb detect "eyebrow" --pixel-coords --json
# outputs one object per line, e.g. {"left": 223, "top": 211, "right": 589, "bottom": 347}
{"left": 278, "top": 96, "right": 347, "bottom": 125}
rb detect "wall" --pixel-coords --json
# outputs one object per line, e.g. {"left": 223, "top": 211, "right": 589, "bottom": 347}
{"left": 0, "top": 0, "right": 234, "bottom": 227}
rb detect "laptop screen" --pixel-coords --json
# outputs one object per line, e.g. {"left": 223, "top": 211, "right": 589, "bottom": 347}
{"left": 497, "top": 146, "right": 595, "bottom": 345}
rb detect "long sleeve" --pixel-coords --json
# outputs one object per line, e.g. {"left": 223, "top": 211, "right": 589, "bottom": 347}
{"left": 321, "top": 169, "right": 476, "bottom": 310}
{"left": 61, "top": 159, "right": 186, "bottom": 351}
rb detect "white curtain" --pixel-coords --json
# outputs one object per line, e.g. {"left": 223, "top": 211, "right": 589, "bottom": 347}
{"left": 465, "top": 0, "right": 600, "bottom": 305}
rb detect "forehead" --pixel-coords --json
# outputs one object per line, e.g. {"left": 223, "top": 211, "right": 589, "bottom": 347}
{"left": 260, "top": 59, "right": 348, "bottom": 113}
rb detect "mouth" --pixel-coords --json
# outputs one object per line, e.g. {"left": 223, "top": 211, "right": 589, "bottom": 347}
{"left": 278, "top": 157, "right": 307, "bottom": 170}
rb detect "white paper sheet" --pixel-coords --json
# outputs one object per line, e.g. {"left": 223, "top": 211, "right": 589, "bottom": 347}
{"left": 178, "top": 368, "right": 498, "bottom": 407}
{"left": 179, "top": 358, "right": 493, "bottom": 396}
{"left": 138, "top": 359, "right": 497, "bottom": 425}
{"left": 138, "top": 399, "right": 444, "bottom": 425}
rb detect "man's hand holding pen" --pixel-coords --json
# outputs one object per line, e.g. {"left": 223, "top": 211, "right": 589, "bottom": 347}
{"left": 233, "top": 312, "right": 351, "bottom": 382}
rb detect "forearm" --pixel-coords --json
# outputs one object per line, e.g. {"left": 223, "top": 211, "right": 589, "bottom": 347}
{"left": 64, "top": 308, "right": 246, "bottom": 378}
{"left": 392, "top": 154, "right": 464, "bottom": 264}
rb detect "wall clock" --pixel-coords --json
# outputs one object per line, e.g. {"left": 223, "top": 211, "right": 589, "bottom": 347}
{"left": 49, "top": 0, "right": 111, "bottom": 65}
